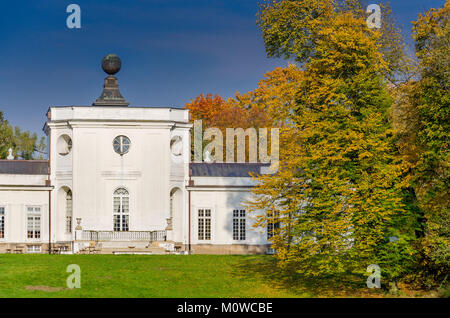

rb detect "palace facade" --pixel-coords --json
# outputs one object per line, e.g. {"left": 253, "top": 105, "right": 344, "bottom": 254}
{"left": 0, "top": 55, "right": 270, "bottom": 254}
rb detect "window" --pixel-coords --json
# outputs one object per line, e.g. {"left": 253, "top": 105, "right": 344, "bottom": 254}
{"left": 0, "top": 207, "right": 4, "bottom": 239}
{"left": 27, "top": 207, "right": 41, "bottom": 239}
{"left": 113, "top": 188, "right": 129, "bottom": 231}
{"left": 198, "top": 208, "right": 211, "bottom": 240}
{"left": 233, "top": 209, "right": 246, "bottom": 241}
{"left": 113, "top": 135, "right": 131, "bottom": 155}
{"left": 267, "top": 221, "right": 280, "bottom": 240}
{"left": 170, "top": 195, "right": 173, "bottom": 218}
{"left": 66, "top": 190, "right": 73, "bottom": 233}
{"left": 27, "top": 245, "right": 41, "bottom": 253}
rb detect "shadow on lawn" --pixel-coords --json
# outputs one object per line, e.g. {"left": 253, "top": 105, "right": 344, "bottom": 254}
{"left": 232, "top": 256, "right": 380, "bottom": 298}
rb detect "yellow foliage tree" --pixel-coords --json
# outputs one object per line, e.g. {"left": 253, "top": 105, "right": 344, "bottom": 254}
{"left": 249, "top": 1, "right": 413, "bottom": 280}
{"left": 410, "top": 0, "right": 450, "bottom": 285}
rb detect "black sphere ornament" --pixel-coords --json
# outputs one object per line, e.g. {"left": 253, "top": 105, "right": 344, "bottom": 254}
{"left": 101, "top": 54, "right": 122, "bottom": 75}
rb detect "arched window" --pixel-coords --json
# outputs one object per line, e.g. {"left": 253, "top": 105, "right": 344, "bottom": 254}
{"left": 66, "top": 190, "right": 73, "bottom": 233}
{"left": 113, "top": 188, "right": 129, "bottom": 232}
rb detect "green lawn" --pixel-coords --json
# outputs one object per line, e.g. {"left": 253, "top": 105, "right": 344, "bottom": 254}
{"left": 0, "top": 254, "right": 303, "bottom": 298}
{"left": 0, "top": 254, "right": 441, "bottom": 298}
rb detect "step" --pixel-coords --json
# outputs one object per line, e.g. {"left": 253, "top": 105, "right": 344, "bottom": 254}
{"left": 97, "top": 241, "right": 151, "bottom": 249}
{"left": 97, "top": 247, "right": 167, "bottom": 255}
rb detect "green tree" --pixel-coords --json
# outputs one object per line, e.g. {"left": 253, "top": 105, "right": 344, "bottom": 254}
{"left": 257, "top": 0, "right": 415, "bottom": 84}
{"left": 0, "top": 111, "right": 46, "bottom": 160}
{"left": 0, "top": 111, "right": 14, "bottom": 158}
{"left": 410, "top": 0, "right": 449, "bottom": 287}
{"left": 250, "top": 0, "right": 415, "bottom": 283}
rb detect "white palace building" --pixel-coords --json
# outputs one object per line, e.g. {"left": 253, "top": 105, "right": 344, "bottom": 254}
{"left": 0, "top": 55, "right": 271, "bottom": 255}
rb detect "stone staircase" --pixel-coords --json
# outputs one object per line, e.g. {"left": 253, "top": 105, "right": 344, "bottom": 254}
{"left": 77, "top": 240, "right": 177, "bottom": 255}
{"left": 100, "top": 246, "right": 167, "bottom": 255}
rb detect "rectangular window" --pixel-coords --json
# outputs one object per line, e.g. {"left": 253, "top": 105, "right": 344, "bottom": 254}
{"left": 66, "top": 192, "right": 72, "bottom": 233}
{"left": 0, "top": 207, "right": 4, "bottom": 239}
{"left": 113, "top": 215, "right": 130, "bottom": 232}
{"left": 27, "top": 207, "right": 41, "bottom": 239}
{"left": 66, "top": 216, "right": 72, "bottom": 233}
{"left": 233, "top": 209, "right": 246, "bottom": 241}
{"left": 267, "top": 221, "right": 280, "bottom": 240}
{"left": 113, "top": 190, "right": 129, "bottom": 232}
{"left": 27, "top": 245, "right": 41, "bottom": 253}
{"left": 198, "top": 208, "right": 211, "bottom": 240}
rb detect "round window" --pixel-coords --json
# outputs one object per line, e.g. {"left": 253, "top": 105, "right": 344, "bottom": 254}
{"left": 113, "top": 136, "right": 131, "bottom": 155}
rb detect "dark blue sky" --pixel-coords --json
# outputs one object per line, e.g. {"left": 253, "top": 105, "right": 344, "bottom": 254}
{"left": 0, "top": 0, "right": 445, "bottom": 136}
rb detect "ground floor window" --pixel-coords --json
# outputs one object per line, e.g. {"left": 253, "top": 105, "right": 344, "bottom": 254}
{"left": 0, "top": 207, "right": 4, "bottom": 239}
{"left": 233, "top": 209, "right": 246, "bottom": 241}
{"left": 66, "top": 190, "right": 73, "bottom": 233}
{"left": 113, "top": 188, "right": 129, "bottom": 232}
{"left": 27, "top": 207, "right": 41, "bottom": 239}
{"left": 198, "top": 208, "right": 211, "bottom": 240}
{"left": 267, "top": 221, "right": 280, "bottom": 240}
{"left": 27, "top": 245, "right": 41, "bottom": 253}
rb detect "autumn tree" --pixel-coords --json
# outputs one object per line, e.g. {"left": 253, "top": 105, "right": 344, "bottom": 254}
{"left": 410, "top": 1, "right": 450, "bottom": 286}
{"left": 229, "top": 64, "right": 304, "bottom": 128}
{"left": 185, "top": 92, "right": 273, "bottom": 162}
{"left": 258, "top": 0, "right": 415, "bottom": 84}
{"left": 250, "top": 0, "right": 416, "bottom": 283}
{"left": 185, "top": 93, "right": 271, "bottom": 130}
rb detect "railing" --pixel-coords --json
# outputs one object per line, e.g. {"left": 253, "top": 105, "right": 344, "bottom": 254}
{"left": 150, "top": 230, "right": 167, "bottom": 242}
{"left": 82, "top": 230, "right": 167, "bottom": 242}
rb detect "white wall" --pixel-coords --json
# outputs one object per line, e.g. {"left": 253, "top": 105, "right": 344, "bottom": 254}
{"left": 0, "top": 174, "right": 47, "bottom": 186}
{"left": 190, "top": 189, "right": 267, "bottom": 246}
{"left": 0, "top": 189, "right": 49, "bottom": 243}
{"left": 68, "top": 126, "right": 171, "bottom": 232}
{"left": 0, "top": 106, "right": 270, "bottom": 250}
{"left": 47, "top": 107, "right": 192, "bottom": 241}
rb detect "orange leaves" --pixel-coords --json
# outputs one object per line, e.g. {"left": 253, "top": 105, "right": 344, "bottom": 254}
{"left": 185, "top": 65, "right": 305, "bottom": 133}
{"left": 185, "top": 93, "right": 227, "bottom": 127}
{"left": 184, "top": 93, "right": 271, "bottom": 130}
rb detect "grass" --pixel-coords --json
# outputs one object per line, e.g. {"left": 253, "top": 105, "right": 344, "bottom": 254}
{"left": 0, "top": 254, "right": 443, "bottom": 298}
